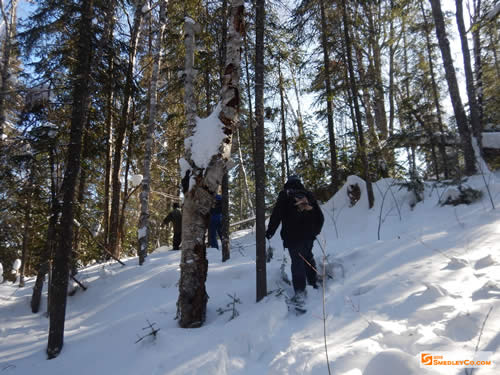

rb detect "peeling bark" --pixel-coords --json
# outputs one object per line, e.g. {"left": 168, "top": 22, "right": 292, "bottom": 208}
{"left": 177, "top": 0, "right": 244, "bottom": 328}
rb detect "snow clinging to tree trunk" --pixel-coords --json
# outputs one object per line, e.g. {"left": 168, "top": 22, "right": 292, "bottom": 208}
{"left": 183, "top": 103, "right": 225, "bottom": 171}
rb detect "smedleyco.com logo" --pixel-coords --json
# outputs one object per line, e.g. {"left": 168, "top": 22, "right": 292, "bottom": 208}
{"left": 421, "top": 353, "right": 433, "bottom": 366}
{"left": 419, "top": 351, "right": 494, "bottom": 369}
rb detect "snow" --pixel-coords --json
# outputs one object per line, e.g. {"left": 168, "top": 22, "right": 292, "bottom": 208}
{"left": 130, "top": 174, "right": 143, "bottom": 188}
{"left": 482, "top": 132, "right": 500, "bottom": 149}
{"left": 11, "top": 259, "right": 21, "bottom": 272}
{"left": 138, "top": 226, "right": 147, "bottom": 239}
{"left": 184, "top": 103, "right": 225, "bottom": 170}
{"left": 1, "top": 174, "right": 500, "bottom": 374}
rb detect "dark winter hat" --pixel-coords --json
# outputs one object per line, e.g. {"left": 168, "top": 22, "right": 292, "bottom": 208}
{"left": 286, "top": 175, "right": 301, "bottom": 184}
{"left": 173, "top": 202, "right": 180, "bottom": 209}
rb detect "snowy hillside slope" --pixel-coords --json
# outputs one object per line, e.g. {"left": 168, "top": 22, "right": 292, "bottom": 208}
{"left": 1, "top": 174, "right": 499, "bottom": 375}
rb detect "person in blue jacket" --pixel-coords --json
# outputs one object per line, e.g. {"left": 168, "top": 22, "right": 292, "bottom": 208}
{"left": 209, "top": 194, "right": 223, "bottom": 249}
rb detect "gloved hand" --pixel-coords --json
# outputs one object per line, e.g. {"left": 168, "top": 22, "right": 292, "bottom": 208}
{"left": 265, "top": 230, "right": 272, "bottom": 240}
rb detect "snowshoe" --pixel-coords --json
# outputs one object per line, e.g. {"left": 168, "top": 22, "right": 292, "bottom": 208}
{"left": 286, "top": 291, "right": 307, "bottom": 315}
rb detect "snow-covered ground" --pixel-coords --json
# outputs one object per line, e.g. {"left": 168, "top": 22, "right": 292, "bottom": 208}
{"left": 1, "top": 174, "right": 499, "bottom": 374}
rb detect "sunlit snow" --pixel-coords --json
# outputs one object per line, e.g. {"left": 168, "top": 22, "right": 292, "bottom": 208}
{"left": 1, "top": 173, "right": 499, "bottom": 374}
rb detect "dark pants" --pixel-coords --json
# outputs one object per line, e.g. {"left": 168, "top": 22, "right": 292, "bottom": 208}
{"left": 173, "top": 231, "right": 181, "bottom": 250}
{"left": 288, "top": 239, "right": 317, "bottom": 293}
{"left": 209, "top": 213, "right": 222, "bottom": 249}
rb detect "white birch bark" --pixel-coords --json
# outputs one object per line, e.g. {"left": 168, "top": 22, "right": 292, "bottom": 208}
{"left": 177, "top": 0, "right": 244, "bottom": 328}
{"left": 0, "top": 0, "right": 18, "bottom": 143}
{"left": 138, "top": 0, "right": 168, "bottom": 264}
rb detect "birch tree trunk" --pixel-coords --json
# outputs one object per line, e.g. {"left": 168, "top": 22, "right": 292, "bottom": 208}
{"left": 429, "top": 0, "right": 476, "bottom": 175}
{"left": 138, "top": 0, "right": 168, "bottom": 265}
{"left": 0, "top": 0, "right": 18, "bottom": 144}
{"left": 47, "top": 0, "right": 94, "bottom": 359}
{"left": 177, "top": 0, "right": 244, "bottom": 328}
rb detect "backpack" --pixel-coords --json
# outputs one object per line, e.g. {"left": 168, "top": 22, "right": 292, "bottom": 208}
{"left": 285, "top": 188, "right": 310, "bottom": 211}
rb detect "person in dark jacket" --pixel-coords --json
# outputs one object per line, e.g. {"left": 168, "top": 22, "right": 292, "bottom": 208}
{"left": 209, "top": 194, "right": 223, "bottom": 249}
{"left": 163, "top": 202, "right": 182, "bottom": 250}
{"left": 266, "top": 175, "right": 324, "bottom": 298}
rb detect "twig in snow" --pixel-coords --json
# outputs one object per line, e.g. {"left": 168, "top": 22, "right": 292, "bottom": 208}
{"left": 216, "top": 293, "right": 241, "bottom": 321}
{"left": 135, "top": 320, "right": 160, "bottom": 343}
{"left": 465, "top": 305, "right": 494, "bottom": 375}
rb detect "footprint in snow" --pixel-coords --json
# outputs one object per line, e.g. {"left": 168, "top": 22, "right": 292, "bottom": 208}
{"left": 352, "top": 284, "right": 376, "bottom": 296}
{"left": 442, "top": 257, "right": 469, "bottom": 270}
{"left": 474, "top": 254, "right": 497, "bottom": 270}
{"left": 472, "top": 280, "right": 500, "bottom": 301}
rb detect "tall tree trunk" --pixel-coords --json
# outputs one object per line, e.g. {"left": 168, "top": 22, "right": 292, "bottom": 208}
{"left": 289, "top": 65, "right": 312, "bottom": 164}
{"left": 19, "top": 196, "right": 32, "bottom": 287}
{"left": 235, "top": 128, "right": 253, "bottom": 215}
{"left": 471, "top": 0, "right": 483, "bottom": 130}
{"left": 31, "top": 147, "right": 59, "bottom": 313}
{"left": 138, "top": 0, "right": 168, "bottom": 265}
{"left": 388, "top": 0, "right": 396, "bottom": 136}
{"left": 119, "top": 113, "right": 135, "bottom": 248}
{"left": 319, "top": 0, "right": 339, "bottom": 192}
{"left": 47, "top": 0, "right": 94, "bottom": 359}
{"left": 218, "top": 0, "right": 231, "bottom": 263}
{"left": 254, "top": 0, "right": 267, "bottom": 302}
{"left": 108, "top": 0, "right": 145, "bottom": 258}
{"left": 429, "top": 0, "right": 476, "bottom": 175}
{"left": 101, "top": 0, "right": 117, "bottom": 250}
{"left": 401, "top": 17, "right": 418, "bottom": 177}
{"left": 243, "top": 31, "right": 256, "bottom": 164}
{"left": 72, "top": 128, "right": 90, "bottom": 277}
{"left": 278, "top": 56, "right": 290, "bottom": 182}
{"left": 354, "top": 39, "right": 378, "bottom": 148}
{"left": 455, "top": 0, "right": 482, "bottom": 151}
{"left": 420, "top": 0, "right": 449, "bottom": 179}
{"left": 177, "top": 0, "right": 244, "bottom": 327}
{"left": 368, "top": 8, "right": 388, "bottom": 140}
{"left": 0, "top": 0, "right": 17, "bottom": 144}
{"left": 342, "top": 0, "right": 374, "bottom": 208}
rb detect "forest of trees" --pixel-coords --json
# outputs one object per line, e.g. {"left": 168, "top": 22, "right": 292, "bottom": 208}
{"left": 0, "top": 0, "right": 498, "bottom": 358}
